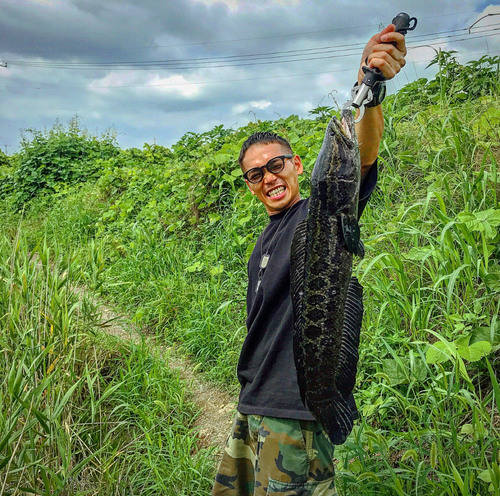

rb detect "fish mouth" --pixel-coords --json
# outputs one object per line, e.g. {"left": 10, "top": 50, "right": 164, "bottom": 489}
{"left": 326, "top": 110, "right": 355, "bottom": 147}
{"left": 341, "top": 116, "right": 352, "bottom": 140}
{"left": 340, "top": 108, "right": 355, "bottom": 141}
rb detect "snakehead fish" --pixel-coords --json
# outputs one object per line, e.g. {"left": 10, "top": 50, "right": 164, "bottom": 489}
{"left": 290, "top": 108, "right": 364, "bottom": 445}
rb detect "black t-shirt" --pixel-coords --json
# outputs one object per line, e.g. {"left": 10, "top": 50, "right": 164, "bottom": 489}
{"left": 237, "top": 162, "right": 378, "bottom": 420}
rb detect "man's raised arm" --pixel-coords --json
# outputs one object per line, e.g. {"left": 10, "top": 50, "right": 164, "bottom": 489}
{"left": 355, "top": 23, "right": 407, "bottom": 179}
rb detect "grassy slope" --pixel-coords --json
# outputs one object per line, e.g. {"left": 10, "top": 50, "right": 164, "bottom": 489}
{"left": 0, "top": 239, "right": 215, "bottom": 493}
{"left": 1, "top": 54, "right": 500, "bottom": 494}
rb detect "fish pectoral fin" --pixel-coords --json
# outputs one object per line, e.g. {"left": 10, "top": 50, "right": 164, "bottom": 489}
{"left": 341, "top": 213, "right": 364, "bottom": 258}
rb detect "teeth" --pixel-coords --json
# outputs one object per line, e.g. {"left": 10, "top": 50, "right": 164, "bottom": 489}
{"left": 269, "top": 186, "right": 285, "bottom": 198}
{"left": 342, "top": 117, "right": 352, "bottom": 139}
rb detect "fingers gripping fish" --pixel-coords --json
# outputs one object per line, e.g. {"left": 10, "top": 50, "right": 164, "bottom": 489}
{"left": 290, "top": 109, "right": 364, "bottom": 445}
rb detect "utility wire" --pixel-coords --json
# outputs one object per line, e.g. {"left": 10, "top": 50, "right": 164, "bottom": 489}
{"left": 5, "top": 23, "right": 500, "bottom": 71}
{"left": 85, "top": 10, "right": 479, "bottom": 52}
{"left": 0, "top": 28, "right": 462, "bottom": 67}
{"left": 2, "top": 48, "right": 497, "bottom": 91}
{"left": 409, "top": 29, "right": 500, "bottom": 50}
{"left": 6, "top": 25, "right": 500, "bottom": 72}
{"left": 9, "top": 25, "right": 497, "bottom": 66}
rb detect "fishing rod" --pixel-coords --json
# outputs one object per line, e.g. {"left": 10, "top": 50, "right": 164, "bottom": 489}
{"left": 343, "top": 12, "right": 418, "bottom": 122}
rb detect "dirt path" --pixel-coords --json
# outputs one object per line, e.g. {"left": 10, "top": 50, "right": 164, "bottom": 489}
{"left": 29, "top": 250, "right": 236, "bottom": 457}
{"left": 79, "top": 288, "right": 237, "bottom": 455}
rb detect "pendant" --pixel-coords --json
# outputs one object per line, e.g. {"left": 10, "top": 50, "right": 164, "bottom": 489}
{"left": 260, "top": 254, "right": 270, "bottom": 269}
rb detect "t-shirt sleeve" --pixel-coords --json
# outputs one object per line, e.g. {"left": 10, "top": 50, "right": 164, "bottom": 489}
{"left": 358, "top": 159, "right": 378, "bottom": 219}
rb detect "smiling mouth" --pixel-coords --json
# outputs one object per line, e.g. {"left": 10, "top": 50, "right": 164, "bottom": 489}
{"left": 268, "top": 186, "right": 285, "bottom": 198}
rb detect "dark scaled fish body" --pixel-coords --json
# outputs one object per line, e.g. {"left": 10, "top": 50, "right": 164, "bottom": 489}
{"left": 290, "top": 109, "right": 364, "bottom": 445}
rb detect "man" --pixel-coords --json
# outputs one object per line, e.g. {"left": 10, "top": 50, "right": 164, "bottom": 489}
{"left": 212, "top": 24, "right": 407, "bottom": 496}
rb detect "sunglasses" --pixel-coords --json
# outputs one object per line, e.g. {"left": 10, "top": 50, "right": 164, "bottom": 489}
{"left": 242, "top": 154, "right": 294, "bottom": 184}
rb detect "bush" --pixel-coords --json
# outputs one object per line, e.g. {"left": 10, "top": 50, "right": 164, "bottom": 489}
{"left": 386, "top": 51, "right": 500, "bottom": 116}
{"left": 11, "top": 116, "right": 120, "bottom": 208}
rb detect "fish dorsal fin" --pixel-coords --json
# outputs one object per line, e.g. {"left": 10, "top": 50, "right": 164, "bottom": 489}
{"left": 290, "top": 217, "right": 308, "bottom": 406}
{"left": 341, "top": 213, "right": 365, "bottom": 258}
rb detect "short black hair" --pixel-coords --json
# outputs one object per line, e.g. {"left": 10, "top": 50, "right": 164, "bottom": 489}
{"left": 238, "top": 131, "right": 292, "bottom": 169}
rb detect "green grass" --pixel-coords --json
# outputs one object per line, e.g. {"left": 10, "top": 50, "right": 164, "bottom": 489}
{"left": 0, "top": 236, "right": 215, "bottom": 495}
{"left": 336, "top": 97, "right": 500, "bottom": 495}
{"left": 0, "top": 52, "right": 499, "bottom": 494}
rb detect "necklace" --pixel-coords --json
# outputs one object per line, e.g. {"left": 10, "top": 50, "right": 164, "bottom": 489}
{"left": 256, "top": 207, "right": 293, "bottom": 293}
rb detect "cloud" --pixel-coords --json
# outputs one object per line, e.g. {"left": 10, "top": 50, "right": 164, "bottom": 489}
{"left": 232, "top": 100, "right": 272, "bottom": 114}
{"left": 190, "top": 0, "right": 240, "bottom": 12}
{"left": 191, "top": 0, "right": 301, "bottom": 12}
{"left": 89, "top": 72, "right": 201, "bottom": 97}
{"left": 1, "top": 0, "right": 498, "bottom": 153}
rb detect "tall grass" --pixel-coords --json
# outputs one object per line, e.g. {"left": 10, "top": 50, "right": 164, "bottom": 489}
{"left": 0, "top": 235, "right": 214, "bottom": 495}
{"left": 334, "top": 98, "right": 500, "bottom": 495}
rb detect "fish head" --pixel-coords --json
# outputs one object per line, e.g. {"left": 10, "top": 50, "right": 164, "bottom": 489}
{"left": 310, "top": 110, "right": 360, "bottom": 214}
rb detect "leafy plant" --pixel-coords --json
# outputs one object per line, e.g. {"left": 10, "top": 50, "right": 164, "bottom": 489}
{"left": 10, "top": 116, "right": 119, "bottom": 208}
{"left": 0, "top": 235, "right": 214, "bottom": 494}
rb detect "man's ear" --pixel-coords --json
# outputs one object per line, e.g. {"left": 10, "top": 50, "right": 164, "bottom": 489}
{"left": 294, "top": 155, "right": 304, "bottom": 175}
{"left": 245, "top": 180, "right": 256, "bottom": 195}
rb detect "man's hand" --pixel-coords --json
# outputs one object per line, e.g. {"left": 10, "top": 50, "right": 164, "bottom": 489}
{"left": 357, "top": 24, "right": 407, "bottom": 85}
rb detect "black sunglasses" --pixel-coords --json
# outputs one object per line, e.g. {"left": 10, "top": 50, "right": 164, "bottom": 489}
{"left": 242, "top": 154, "right": 294, "bottom": 184}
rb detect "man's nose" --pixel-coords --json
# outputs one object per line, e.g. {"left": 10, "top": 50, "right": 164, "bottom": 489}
{"left": 262, "top": 167, "right": 277, "bottom": 183}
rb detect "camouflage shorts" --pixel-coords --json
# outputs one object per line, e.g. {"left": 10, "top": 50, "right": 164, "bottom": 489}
{"left": 211, "top": 412, "right": 337, "bottom": 496}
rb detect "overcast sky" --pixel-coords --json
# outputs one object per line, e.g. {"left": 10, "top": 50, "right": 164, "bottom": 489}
{"left": 1, "top": 0, "right": 500, "bottom": 154}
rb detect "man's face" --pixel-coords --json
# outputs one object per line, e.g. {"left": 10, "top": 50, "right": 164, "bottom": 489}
{"left": 242, "top": 142, "right": 304, "bottom": 215}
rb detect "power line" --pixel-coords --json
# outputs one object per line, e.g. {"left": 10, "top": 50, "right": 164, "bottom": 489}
{"left": 2, "top": 48, "right": 497, "bottom": 92}
{"left": 409, "top": 28, "right": 500, "bottom": 50}
{"left": 5, "top": 43, "right": 372, "bottom": 68}
{"left": 5, "top": 23, "right": 500, "bottom": 72}
{"left": 84, "top": 10, "right": 479, "bottom": 52}
{"left": 5, "top": 25, "right": 500, "bottom": 72}
{"left": 2, "top": 25, "right": 475, "bottom": 66}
